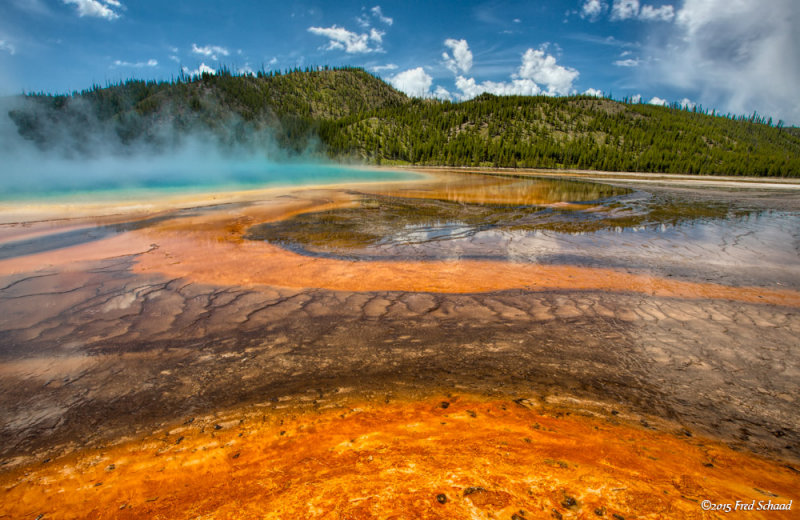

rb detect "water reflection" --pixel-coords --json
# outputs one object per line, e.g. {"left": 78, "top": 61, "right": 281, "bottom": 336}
{"left": 246, "top": 174, "right": 800, "bottom": 288}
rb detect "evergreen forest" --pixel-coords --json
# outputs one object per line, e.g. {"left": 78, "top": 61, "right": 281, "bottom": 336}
{"left": 7, "top": 67, "right": 800, "bottom": 177}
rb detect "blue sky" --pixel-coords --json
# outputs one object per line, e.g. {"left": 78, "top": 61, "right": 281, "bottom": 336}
{"left": 1, "top": 0, "right": 798, "bottom": 124}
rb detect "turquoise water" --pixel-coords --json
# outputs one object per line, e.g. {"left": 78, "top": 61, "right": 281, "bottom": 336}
{"left": 0, "top": 159, "right": 422, "bottom": 202}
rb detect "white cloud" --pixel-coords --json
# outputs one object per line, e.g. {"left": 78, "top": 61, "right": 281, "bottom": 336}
{"left": 308, "top": 25, "right": 382, "bottom": 53}
{"left": 581, "top": 0, "right": 606, "bottom": 20}
{"left": 446, "top": 45, "right": 579, "bottom": 100}
{"left": 660, "top": 0, "right": 800, "bottom": 124}
{"left": 613, "top": 58, "right": 640, "bottom": 67}
{"left": 169, "top": 55, "right": 179, "bottom": 63}
{"left": 455, "top": 76, "right": 541, "bottom": 98}
{"left": 191, "top": 44, "right": 230, "bottom": 61}
{"left": 610, "top": 0, "right": 639, "bottom": 20}
{"left": 514, "top": 47, "right": 579, "bottom": 95}
{"left": 631, "top": 93, "right": 642, "bottom": 103}
{"left": 371, "top": 6, "right": 393, "bottom": 25}
{"left": 0, "top": 40, "right": 15, "bottom": 55}
{"left": 609, "top": 0, "right": 674, "bottom": 22}
{"left": 183, "top": 63, "right": 216, "bottom": 77}
{"left": 679, "top": 97, "right": 696, "bottom": 109}
{"left": 371, "top": 63, "right": 398, "bottom": 72}
{"left": 639, "top": 4, "right": 674, "bottom": 21}
{"left": 649, "top": 96, "right": 668, "bottom": 106}
{"left": 62, "top": 0, "right": 121, "bottom": 20}
{"left": 513, "top": 18, "right": 522, "bottom": 23}
{"left": 442, "top": 38, "right": 473, "bottom": 74}
{"left": 113, "top": 58, "right": 158, "bottom": 68}
{"left": 433, "top": 85, "right": 453, "bottom": 100}
{"left": 268, "top": 57, "right": 278, "bottom": 66}
{"left": 584, "top": 88, "right": 604, "bottom": 97}
{"left": 369, "top": 28, "right": 385, "bottom": 44}
{"left": 389, "top": 67, "right": 433, "bottom": 97}
{"left": 238, "top": 63, "right": 255, "bottom": 75}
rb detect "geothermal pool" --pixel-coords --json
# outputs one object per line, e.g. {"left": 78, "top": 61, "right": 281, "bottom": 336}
{"left": 0, "top": 168, "right": 798, "bottom": 519}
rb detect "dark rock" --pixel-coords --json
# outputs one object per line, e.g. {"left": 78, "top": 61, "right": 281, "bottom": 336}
{"left": 440, "top": 401, "right": 450, "bottom": 409}
{"left": 436, "top": 493, "right": 447, "bottom": 504}
{"left": 612, "top": 514, "right": 625, "bottom": 520}
{"left": 561, "top": 496, "right": 577, "bottom": 508}
{"left": 214, "top": 424, "right": 222, "bottom": 430}
{"left": 175, "top": 436, "right": 184, "bottom": 445}
{"left": 595, "top": 506, "right": 606, "bottom": 516}
{"left": 463, "top": 486, "right": 486, "bottom": 496}
{"left": 551, "top": 509, "right": 563, "bottom": 520}
{"left": 106, "top": 464, "right": 115, "bottom": 471}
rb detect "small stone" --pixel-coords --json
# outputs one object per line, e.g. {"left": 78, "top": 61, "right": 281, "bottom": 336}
{"left": 106, "top": 464, "right": 115, "bottom": 471}
{"left": 175, "top": 436, "right": 184, "bottom": 445}
{"left": 214, "top": 424, "right": 222, "bottom": 430}
{"left": 440, "top": 401, "right": 450, "bottom": 409}
{"left": 232, "top": 452, "right": 240, "bottom": 459}
{"left": 595, "top": 506, "right": 606, "bottom": 516}
{"left": 512, "top": 515, "right": 525, "bottom": 520}
{"left": 561, "top": 496, "right": 577, "bottom": 508}
{"left": 467, "top": 410, "right": 477, "bottom": 418}
{"left": 436, "top": 493, "right": 447, "bottom": 504}
{"left": 551, "top": 509, "right": 563, "bottom": 520}
{"left": 612, "top": 514, "right": 625, "bottom": 520}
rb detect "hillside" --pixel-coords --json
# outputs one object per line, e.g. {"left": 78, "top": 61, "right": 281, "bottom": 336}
{"left": 7, "top": 68, "right": 800, "bottom": 176}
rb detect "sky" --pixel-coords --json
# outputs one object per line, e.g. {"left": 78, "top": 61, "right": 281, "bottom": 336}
{"left": 0, "top": 0, "right": 798, "bottom": 124}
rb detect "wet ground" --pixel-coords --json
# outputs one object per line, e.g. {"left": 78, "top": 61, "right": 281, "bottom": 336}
{"left": 0, "top": 170, "right": 799, "bottom": 518}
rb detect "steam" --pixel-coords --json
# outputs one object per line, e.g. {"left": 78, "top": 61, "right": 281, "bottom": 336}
{"left": 0, "top": 94, "right": 346, "bottom": 201}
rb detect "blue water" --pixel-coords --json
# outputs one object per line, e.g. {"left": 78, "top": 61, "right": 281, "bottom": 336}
{"left": 0, "top": 158, "right": 422, "bottom": 202}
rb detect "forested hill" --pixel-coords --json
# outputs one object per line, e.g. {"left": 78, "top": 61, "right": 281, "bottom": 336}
{"left": 7, "top": 67, "right": 800, "bottom": 176}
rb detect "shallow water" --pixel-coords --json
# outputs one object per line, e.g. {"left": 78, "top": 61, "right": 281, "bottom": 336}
{"left": 247, "top": 175, "right": 800, "bottom": 289}
{"left": 0, "top": 161, "right": 421, "bottom": 202}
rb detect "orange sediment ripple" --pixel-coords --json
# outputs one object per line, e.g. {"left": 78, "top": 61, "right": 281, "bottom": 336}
{"left": 2, "top": 396, "right": 797, "bottom": 519}
{"left": 133, "top": 230, "right": 800, "bottom": 306}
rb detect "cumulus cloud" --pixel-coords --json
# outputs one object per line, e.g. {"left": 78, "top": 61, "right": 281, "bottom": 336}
{"left": 639, "top": 4, "right": 674, "bottom": 21}
{"left": 515, "top": 47, "right": 579, "bottom": 95}
{"left": 112, "top": 58, "right": 157, "bottom": 68}
{"left": 444, "top": 45, "right": 579, "bottom": 100}
{"left": 371, "top": 6, "right": 393, "bottom": 25}
{"left": 584, "top": 88, "right": 604, "bottom": 97}
{"left": 455, "top": 76, "right": 541, "bottom": 98}
{"left": 609, "top": 0, "right": 674, "bottom": 22}
{"left": 62, "top": 0, "right": 122, "bottom": 20}
{"left": 442, "top": 38, "right": 473, "bottom": 74}
{"left": 631, "top": 93, "right": 642, "bottom": 103}
{"left": 679, "top": 97, "right": 696, "bottom": 109}
{"left": 191, "top": 44, "right": 230, "bottom": 61}
{"left": 433, "top": 85, "right": 453, "bottom": 100}
{"left": 0, "top": 40, "right": 15, "bottom": 55}
{"left": 649, "top": 96, "right": 668, "bottom": 106}
{"left": 308, "top": 25, "right": 382, "bottom": 53}
{"left": 182, "top": 63, "right": 216, "bottom": 77}
{"left": 659, "top": 0, "right": 800, "bottom": 123}
{"left": 581, "top": 0, "right": 606, "bottom": 19}
{"left": 389, "top": 67, "right": 433, "bottom": 97}
{"left": 610, "top": 0, "right": 639, "bottom": 20}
